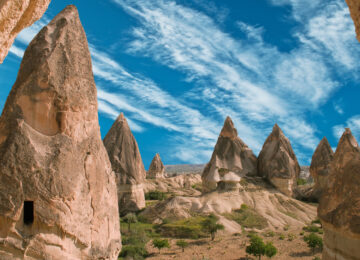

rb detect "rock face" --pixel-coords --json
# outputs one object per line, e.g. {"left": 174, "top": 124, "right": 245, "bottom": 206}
{"left": 147, "top": 153, "right": 165, "bottom": 179}
{"left": 104, "top": 113, "right": 146, "bottom": 214}
{"left": 202, "top": 116, "right": 257, "bottom": 192}
{"left": 346, "top": 0, "right": 360, "bottom": 42}
{"left": 309, "top": 137, "right": 334, "bottom": 199}
{"left": 318, "top": 128, "right": 360, "bottom": 260}
{"left": 257, "top": 124, "right": 300, "bottom": 197}
{"left": 0, "top": 0, "right": 51, "bottom": 63}
{"left": 0, "top": 5, "right": 121, "bottom": 259}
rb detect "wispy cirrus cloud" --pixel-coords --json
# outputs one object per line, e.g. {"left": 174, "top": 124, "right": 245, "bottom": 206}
{"left": 333, "top": 115, "right": 360, "bottom": 141}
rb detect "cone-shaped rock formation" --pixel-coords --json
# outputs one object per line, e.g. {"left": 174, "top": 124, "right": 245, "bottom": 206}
{"left": 104, "top": 113, "right": 146, "bottom": 214}
{"left": 0, "top": 6, "right": 121, "bottom": 259}
{"left": 318, "top": 128, "right": 360, "bottom": 260}
{"left": 202, "top": 116, "right": 257, "bottom": 192}
{"left": 346, "top": 0, "right": 360, "bottom": 42}
{"left": 0, "top": 0, "right": 51, "bottom": 63}
{"left": 147, "top": 153, "right": 165, "bottom": 179}
{"left": 257, "top": 124, "right": 300, "bottom": 197}
{"left": 309, "top": 137, "right": 334, "bottom": 199}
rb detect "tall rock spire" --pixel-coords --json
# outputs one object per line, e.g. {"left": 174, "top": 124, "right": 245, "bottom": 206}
{"left": 309, "top": 137, "right": 334, "bottom": 199}
{"left": 147, "top": 153, "right": 165, "bottom": 179}
{"left": 202, "top": 116, "right": 257, "bottom": 192}
{"left": 104, "top": 113, "right": 146, "bottom": 214}
{"left": 257, "top": 124, "right": 300, "bottom": 197}
{"left": 0, "top": 5, "right": 121, "bottom": 259}
{"left": 318, "top": 128, "right": 360, "bottom": 260}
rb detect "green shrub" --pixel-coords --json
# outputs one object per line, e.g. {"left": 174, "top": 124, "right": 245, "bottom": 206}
{"left": 200, "top": 214, "right": 224, "bottom": 241}
{"left": 264, "top": 231, "right": 275, "bottom": 237}
{"left": 297, "top": 178, "right": 307, "bottom": 186}
{"left": 119, "top": 229, "right": 149, "bottom": 259}
{"left": 303, "top": 225, "right": 322, "bottom": 233}
{"left": 241, "top": 204, "right": 249, "bottom": 210}
{"left": 304, "top": 233, "right": 323, "bottom": 255}
{"left": 152, "top": 238, "right": 170, "bottom": 253}
{"left": 224, "top": 207, "right": 268, "bottom": 230}
{"left": 288, "top": 233, "right": 296, "bottom": 241}
{"left": 279, "top": 234, "right": 285, "bottom": 240}
{"left": 176, "top": 239, "right": 189, "bottom": 252}
{"left": 157, "top": 216, "right": 208, "bottom": 239}
{"left": 246, "top": 235, "right": 277, "bottom": 259}
{"left": 123, "top": 213, "right": 137, "bottom": 232}
{"left": 145, "top": 191, "right": 167, "bottom": 201}
{"left": 218, "top": 168, "right": 230, "bottom": 175}
{"left": 283, "top": 224, "right": 290, "bottom": 231}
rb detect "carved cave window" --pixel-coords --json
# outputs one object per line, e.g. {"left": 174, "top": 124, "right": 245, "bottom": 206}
{"left": 23, "top": 201, "right": 34, "bottom": 225}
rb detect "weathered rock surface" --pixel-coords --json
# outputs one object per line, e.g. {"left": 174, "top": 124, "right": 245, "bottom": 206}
{"left": 0, "top": 0, "right": 51, "bottom": 63}
{"left": 202, "top": 116, "right": 257, "bottom": 192}
{"left": 147, "top": 153, "right": 165, "bottom": 179}
{"left": 309, "top": 137, "right": 334, "bottom": 200}
{"left": 318, "top": 128, "right": 360, "bottom": 260}
{"left": 257, "top": 124, "right": 300, "bottom": 197}
{"left": 104, "top": 113, "right": 146, "bottom": 214}
{"left": 346, "top": 0, "right": 360, "bottom": 42}
{"left": 0, "top": 5, "right": 121, "bottom": 259}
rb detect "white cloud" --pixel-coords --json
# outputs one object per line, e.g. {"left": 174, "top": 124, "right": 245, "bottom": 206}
{"left": 9, "top": 45, "right": 24, "bottom": 58}
{"left": 333, "top": 115, "right": 360, "bottom": 141}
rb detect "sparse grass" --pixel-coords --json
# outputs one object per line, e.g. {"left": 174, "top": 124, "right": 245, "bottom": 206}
{"left": 145, "top": 200, "right": 158, "bottom": 207}
{"left": 224, "top": 207, "right": 268, "bottom": 230}
{"left": 240, "top": 178, "right": 248, "bottom": 187}
{"left": 145, "top": 191, "right": 168, "bottom": 201}
{"left": 297, "top": 178, "right": 308, "bottom": 186}
{"left": 191, "top": 183, "right": 203, "bottom": 192}
{"left": 264, "top": 231, "right": 276, "bottom": 237}
{"left": 156, "top": 216, "right": 208, "bottom": 239}
{"left": 280, "top": 209, "right": 298, "bottom": 220}
{"left": 218, "top": 168, "right": 230, "bottom": 176}
{"left": 283, "top": 224, "right": 290, "bottom": 231}
{"left": 279, "top": 233, "right": 285, "bottom": 240}
{"left": 303, "top": 224, "right": 323, "bottom": 234}
{"left": 288, "top": 233, "right": 296, "bottom": 241}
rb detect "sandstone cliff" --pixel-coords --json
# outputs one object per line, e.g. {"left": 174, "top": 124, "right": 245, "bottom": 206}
{"left": 346, "top": 0, "right": 360, "bottom": 42}
{"left": 202, "top": 116, "right": 257, "bottom": 192}
{"left": 104, "top": 113, "right": 146, "bottom": 214}
{"left": 257, "top": 124, "right": 300, "bottom": 197}
{"left": 0, "top": 5, "right": 121, "bottom": 259}
{"left": 147, "top": 153, "right": 165, "bottom": 179}
{"left": 0, "top": 0, "right": 51, "bottom": 63}
{"left": 318, "top": 128, "right": 360, "bottom": 260}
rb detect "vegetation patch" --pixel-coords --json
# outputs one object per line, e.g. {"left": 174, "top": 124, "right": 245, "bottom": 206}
{"left": 156, "top": 216, "right": 208, "bottom": 239}
{"left": 297, "top": 178, "right": 308, "bottom": 186}
{"left": 145, "top": 190, "right": 168, "bottom": 201}
{"left": 224, "top": 205, "right": 268, "bottom": 230}
{"left": 279, "top": 209, "right": 298, "bottom": 220}
{"left": 191, "top": 183, "right": 203, "bottom": 192}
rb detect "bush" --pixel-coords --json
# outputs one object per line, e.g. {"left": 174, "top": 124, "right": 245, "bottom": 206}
{"left": 304, "top": 233, "right": 323, "bottom": 255}
{"left": 157, "top": 216, "right": 208, "bottom": 239}
{"left": 224, "top": 207, "right": 268, "bottom": 230}
{"left": 279, "top": 234, "right": 285, "bottom": 240}
{"left": 152, "top": 238, "right": 170, "bottom": 253}
{"left": 123, "top": 213, "right": 137, "bottom": 232}
{"left": 288, "top": 233, "right": 296, "bottom": 241}
{"left": 297, "top": 178, "right": 307, "bottom": 186}
{"left": 246, "top": 235, "right": 277, "bottom": 260}
{"left": 145, "top": 191, "right": 167, "bottom": 201}
{"left": 200, "top": 214, "right": 224, "bottom": 241}
{"left": 176, "top": 239, "right": 189, "bottom": 252}
{"left": 264, "top": 231, "right": 275, "bottom": 237}
{"left": 303, "top": 224, "right": 322, "bottom": 233}
{"left": 119, "top": 229, "right": 149, "bottom": 259}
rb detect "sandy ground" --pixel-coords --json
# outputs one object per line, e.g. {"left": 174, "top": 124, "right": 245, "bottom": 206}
{"left": 145, "top": 229, "right": 322, "bottom": 260}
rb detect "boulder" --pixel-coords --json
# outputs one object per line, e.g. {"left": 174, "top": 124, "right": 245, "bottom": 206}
{"left": 0, "top": 6, "right": 121, "bottom": 259}
{"left": 257, "top": 124, "right": 300, "bottom": 197}
{"left": 147, "top": 153, "right": 165, "bottom": 179}
{"left": 103, "top": 113, "right": 146, "bottom": 214}
{"left": 345, "top": 0, "right": 360, "bottom": 42}
{"left": 202, "top": 116, "right": 257, "bottom": 192}
{"left": 0, "top": 0, "right": 51, "bottom": 63}
{"left": 318, "top": 128, "right": 360, "bottom": 260}
{"left": 309, "top": 137, "right": 334, "bottom": 200}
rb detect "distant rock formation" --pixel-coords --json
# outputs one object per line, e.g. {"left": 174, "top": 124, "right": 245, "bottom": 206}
{"left": 0, "top": 5, "right": 121, "bottom": 259}
{"left": 318, "top": 128, "right": 360, "bottom": 260}
{"left": 0, "top": 0, "right": 51, "bottom": 63}
{"left": 258, "top": 124, "right": 300, "bottom": 197}
{"left": 104, "top": 113, "right": 146, "bottom": 214}
{"left": 202, "top": 116, "right": 257, "bottom": 192}
{"left": 147, "top": 153, "right": 165, "bottom": 179}
{"left": 310, "top": 137, "right": 334, "bottom": 199}
{"left": 346, "top": 0, "right": 360, "bottom": 42}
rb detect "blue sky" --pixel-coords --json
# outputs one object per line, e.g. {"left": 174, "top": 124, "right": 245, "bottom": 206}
{"left": 1, "top": 0, "right": 360, "bottom": 168}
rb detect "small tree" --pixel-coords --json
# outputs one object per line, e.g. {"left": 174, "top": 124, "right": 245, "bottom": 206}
{"left": 176, "top": 239, "right": 189, "bottom": 252}
{"left": 152, "top": 238, "right": 170, "bottom": 254}
{"left": 123, "top": 213, "right": 137, "bottom": 232}
{"left": 200, "top": 214, "right": 224, "bottom": 241}
{"left": 304, "top": 233, "right": 323, "bottom": 255}
{"left": 246, "top": 235, "right": 265, "bottom": 260}
{"left": 264, "top": 242, "right": 277, "bottom": 258}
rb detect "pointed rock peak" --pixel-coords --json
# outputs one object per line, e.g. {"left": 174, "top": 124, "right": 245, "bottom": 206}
{"left": 155, "top": 153, "right": 161, "bottom": 159}
{"left": 338, "top": 128, "right": 359, "bottom": 150}
{"left": 116, "top": 112, "right": 126, "bottom": 122}
{"left": 318, "top": 137, "right": 333, "bottom": 153}
{"left": 271, "top": 123, "right": 284, "bottom": 137}
{"left": 220, "top": 116, "right": 238, "bottom": 139}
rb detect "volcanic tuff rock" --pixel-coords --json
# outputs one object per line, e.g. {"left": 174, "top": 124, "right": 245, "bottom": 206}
{"left": 104, "top": 113, "right": 146, "bottom": 214}
{"left": 346, "top": 0, "right": 360, "bottom": 42}
{"left": 0, "top": 5, "right": 121, "bottom": 259}
{"left": 0, "top": 0, "right": 51, "bottom": 63}
{"left": 202, "top": 116, "right": 257, "bottom": 192}
{"left": 147, "top": 153, "right": 165, "bottom": 179}
{"left": 257, "top": 124, "right": 300, "bottom": 197}
{"left": 318, "top": 128, "right": 360, "bottom": 260}
{"left": 309, "top": 137, "right": 334, "bottom": 200}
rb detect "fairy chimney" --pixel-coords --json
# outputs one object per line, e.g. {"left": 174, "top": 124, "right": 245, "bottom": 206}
{"left": 147, "top": 153, "right": 165, "bottom": 179}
